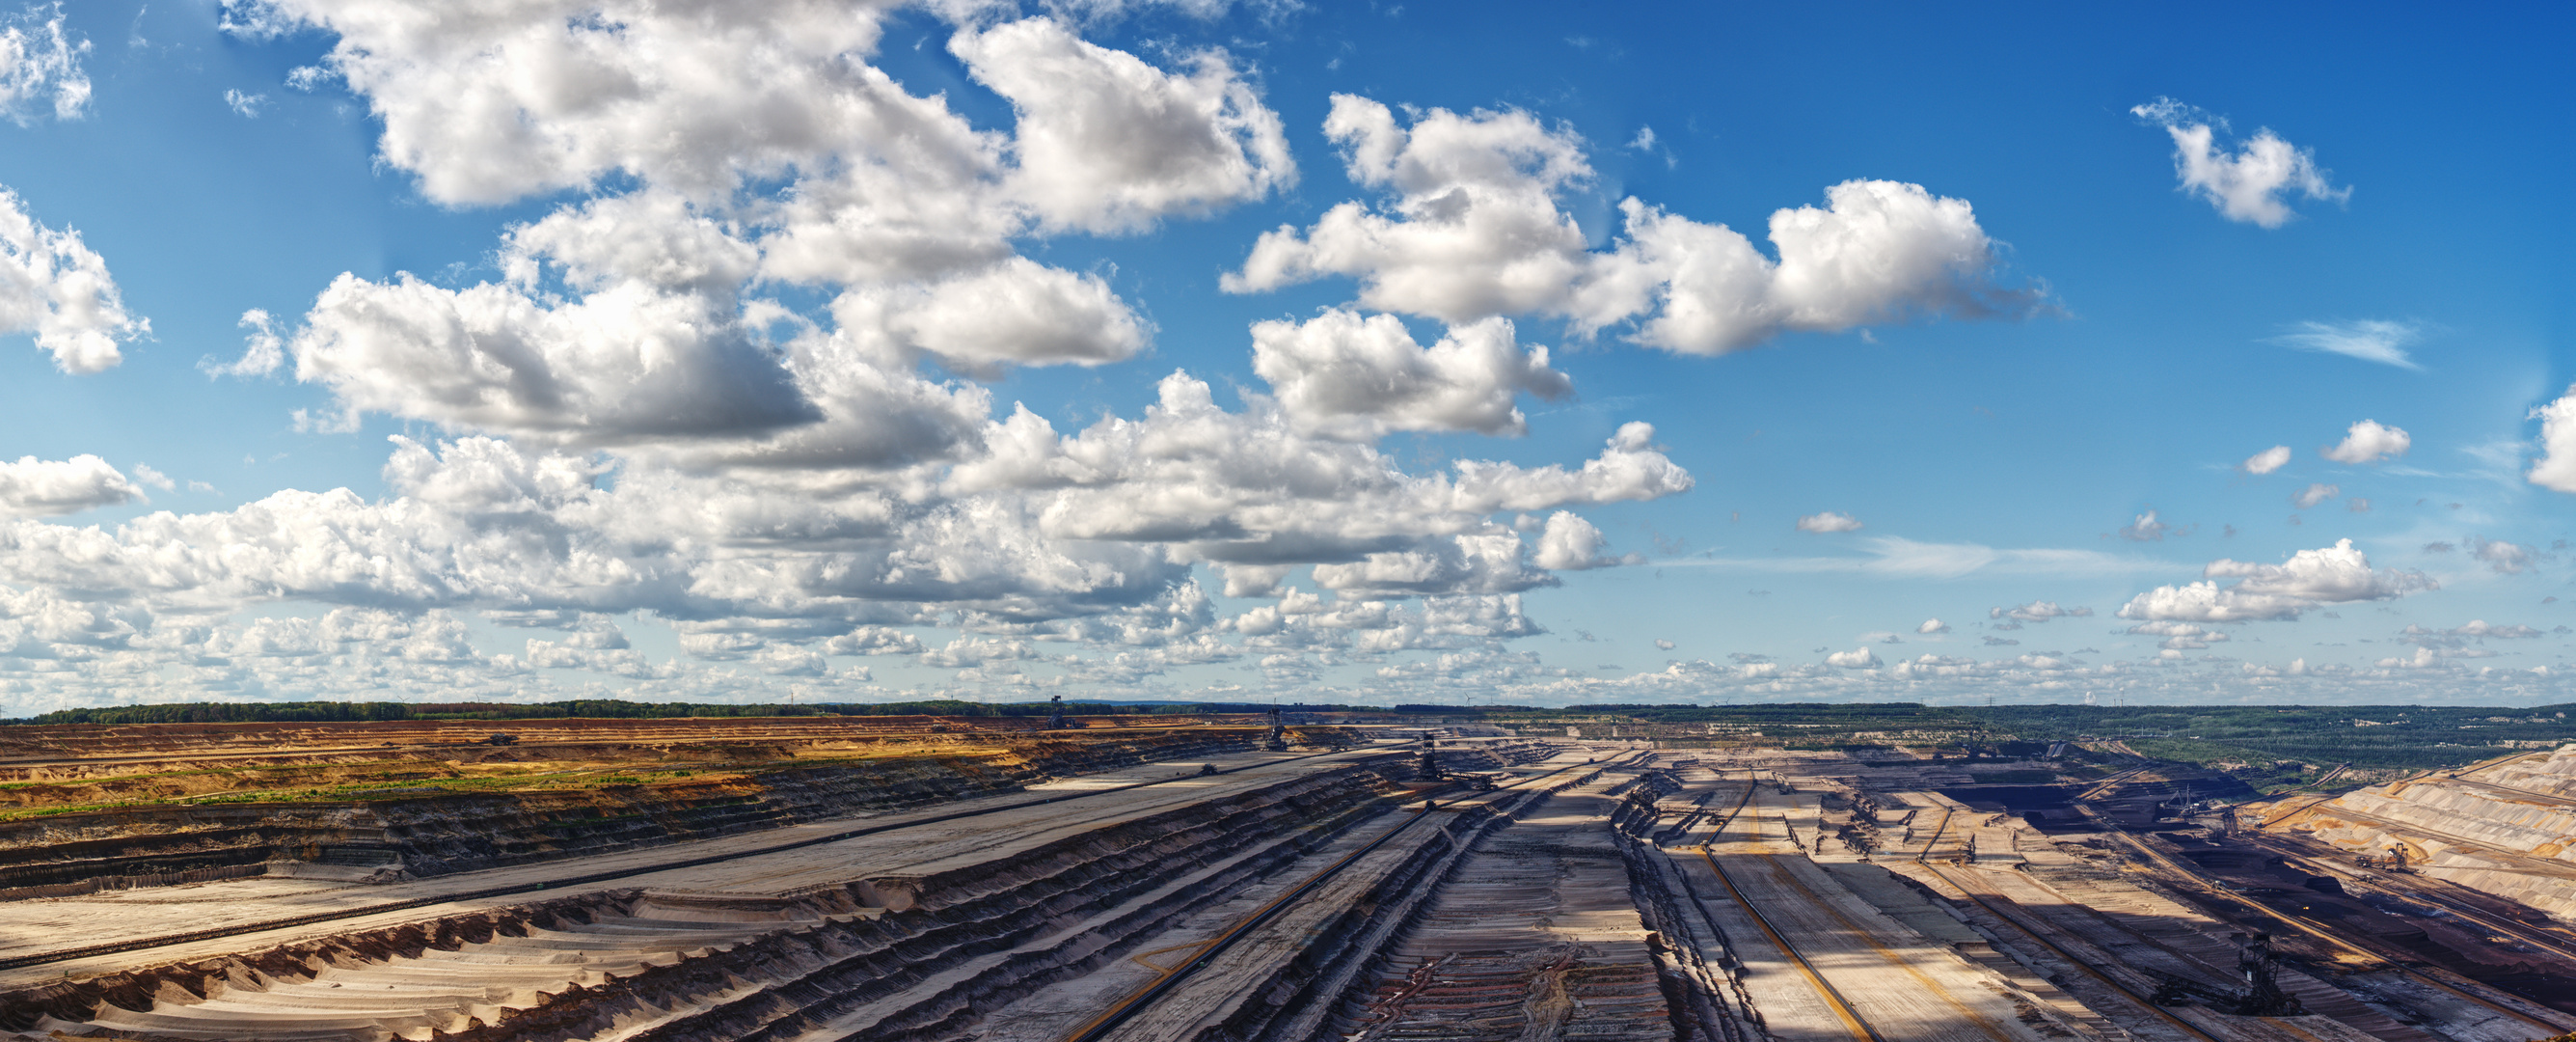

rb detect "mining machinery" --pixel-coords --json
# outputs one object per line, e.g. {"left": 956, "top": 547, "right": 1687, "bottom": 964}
{"left": 2156, "top": 783, "right": 2202, "bottom": 823}
{"left": 1416, "top": 731, "right": 1444, "bottom": 782}
{"left": 1263, "top": 704, "right": 1290, "bottom": 752}
{"left": 1044, "top": 695, "right": 1071, "bottom": 730}
{"left": 2150, "top": 932, "right": 2304, "bottom": 1016}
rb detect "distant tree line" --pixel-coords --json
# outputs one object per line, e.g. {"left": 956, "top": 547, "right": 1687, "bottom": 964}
{"left": 11, "top": 699, "right": 2568, "bottom": 774}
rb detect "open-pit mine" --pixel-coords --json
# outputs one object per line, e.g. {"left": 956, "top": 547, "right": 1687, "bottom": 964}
{"left": 0, "top": 710, "right": 2571, "bottom": 1042}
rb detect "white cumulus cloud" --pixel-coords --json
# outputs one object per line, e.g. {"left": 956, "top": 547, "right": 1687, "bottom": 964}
{"left": 1990, "top": 600, "right": 2088, "bottom": 623}
{"left": 1825, "top": 646, "right": 1881, "bottom": 669}
{"left": 1796, "top": 510, "right": 1862, "bottom": 534}
{"left": 2133, "top": 98, "right": 2348, "bottom": 229}
{"left": 1251, "top": 310, "right": 1571, "bottom": 439}
{"left": 226, "top": 8, "right": 1298, "bottom": 471}
{"left": 2466, "top": 536, "right": 2536, "bottom": 576}
{"left": 822, "top": 625, "right": 927, "bottom": 656}
{"left": 2241, "top": 445, "right": 2291, "bottom": 475}
{"left": 2117, "top": 538, "right": 2434, "bottom": 622}
{"left": 1916, "top": 618, "right": 1949, "bottom": 634}
{"left": 2292, "top": 482, "right": 2339, "bottom": 509}
{"left": 2124, "top": 619, "right": 2232, "bottom": 650}
{"left": 835, "top": 256, "right": 1152, "bottom": 377}
{"left": 949, "top": 16, "right": 1292, "bottom": 234}
{"left": 2532, "top": 385, "right": 2576, "bottom": 493}
{"left": 0, "top": 185, "right": 147, "bottom": 372}
{"left": 0, "top": 3, "right": 1752, "bottom": 707}
{"left": 2118, "top": 509, "right": 2169, "bottom": 541}
{"left": 0, "top": 3, "right": 88, "bottom": 123}
{"left": 1225, "top": 95, "right": 2042, "bottom": 354}
{"left": 1531, "top": 510, "right": 1629, "bottom": 571}
{"left": 0, "top": 454, "right": 142, "bottom": 516}
{"left": 203, "top": 309, "right": 286, "bottom": 378}
{"left": 240, "top": 0, "right": 926, "bottom": 205}
{"left": 285, "top": 266, "right": 837, "bottom": 449}
{"left": 2374, "top": 646, "right": 2441, "bottom": 671}
{"left": 2320, "top": 419, "right": 2409, "bottom": 464}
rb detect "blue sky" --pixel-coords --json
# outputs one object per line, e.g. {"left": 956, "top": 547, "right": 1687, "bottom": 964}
{"left": 0, "top": 0, "right": 2567, "bottom": 711}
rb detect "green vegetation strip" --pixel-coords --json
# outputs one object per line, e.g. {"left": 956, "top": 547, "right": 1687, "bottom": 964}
{"left": 5, "top": 698, "right": 2568, "bottom": 776}
{"left": 0, "top": 768, "right": 728, "bottom": 820}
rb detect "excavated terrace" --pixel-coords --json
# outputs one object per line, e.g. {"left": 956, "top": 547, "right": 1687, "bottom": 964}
{"left": 2, "top": 738, "right": 2571, "bottom": 1042}
{"left": 0, "top": 718, "right": 1292, "bottom": 894}
{"left": 2264, "top": 744, "right": 2576, "bottom": 917}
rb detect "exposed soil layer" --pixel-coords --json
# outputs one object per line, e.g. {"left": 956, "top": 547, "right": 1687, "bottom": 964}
{"left": 2262, "top": 743, "right": 2576, "bottom": 917}
{"left": 1326, "top": 778, "right": 1671, "bottom": 1041}
{"left": 6, "top": 738, "right": 2570, "bottom": 1042}
{"left": 2182, "top": 833, "right": 2576, "bottom": 1016}
{"left": 0, "top": 719, "right": 1297, "bottom": 889}
{"left": 8, "top": 759, "right": 1420, "bottom": 1042}
{"left": 0, "top": 715, "right": 1261, "bottom": 764}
